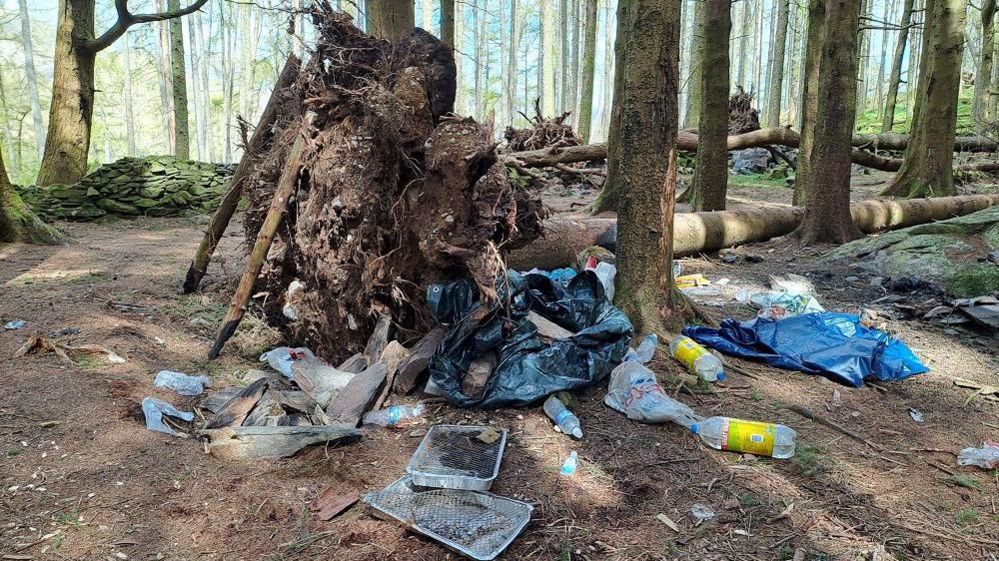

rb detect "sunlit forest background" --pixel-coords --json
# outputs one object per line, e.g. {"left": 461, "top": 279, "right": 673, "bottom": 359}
{"left": 0, "top": 0, "right": 987, "bottom": 185}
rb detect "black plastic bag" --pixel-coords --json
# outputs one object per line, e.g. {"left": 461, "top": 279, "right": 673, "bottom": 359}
{"left": 427, "top": 270, "right": 633, "bottom": 408}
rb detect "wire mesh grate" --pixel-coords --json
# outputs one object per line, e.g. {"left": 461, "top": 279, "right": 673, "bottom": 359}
{"left": 406, "top": 425, "right": 508, "bottom": 490}
{"left": 366, "top": 476, "right": 532, "bottom": 560}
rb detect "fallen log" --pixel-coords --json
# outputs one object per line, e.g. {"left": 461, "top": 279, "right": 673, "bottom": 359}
{"left": 183, "top": 54, "right": 301, "bottom": 294}
{"left": 506, "top": 128, "right": 999, "bottom": 172}
{"left": 506, "top": 194, "right": 999, "bottom": 270}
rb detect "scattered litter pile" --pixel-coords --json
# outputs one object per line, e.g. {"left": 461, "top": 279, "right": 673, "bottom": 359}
{"left": 240, "top": 7, "right": 544, "bottom": 361}
{"left": 16, "top": 156, "right": 235, "bottom": 220}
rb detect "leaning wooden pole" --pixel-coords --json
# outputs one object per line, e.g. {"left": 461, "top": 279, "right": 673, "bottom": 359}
{"left": 183, "top": 55, "right": 301, "bottom": 294}
{"left": 208, "top": 112, "right": 315, "bottom": 360}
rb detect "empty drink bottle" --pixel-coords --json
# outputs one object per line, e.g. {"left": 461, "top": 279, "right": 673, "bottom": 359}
{"left": 669, "top": 336, "right": 726, "bottom": 382}
{"left": 544, "top": 395, "right": 583, "bottom": 439}
{"left": 560, "top": 451, "right": 578, "bottom": 476}
{"left": 362, "top": 403, "right": 425, "bottom": 427}
{"left": 690, "top": 416, "right": 797, "bottom": 458}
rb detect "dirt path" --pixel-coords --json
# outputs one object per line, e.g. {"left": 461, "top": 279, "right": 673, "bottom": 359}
{"left": 1, "top": 215, "right": 997, "bottom": 561}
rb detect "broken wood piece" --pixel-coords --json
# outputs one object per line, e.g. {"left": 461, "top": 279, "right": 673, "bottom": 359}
{"left": 200, "top": 387, "right": 243, "bottom": 414}
{"left": 271, "top": 390, "right": 320, "bottom": 414}
{"left": 527, "top": 311, "right": 575, "bottom": 339}
{"left": 242, "top": 391, "right": 284, "bottom": 426}
{"left": 363, "top": 315, "right": 392, "bottom": 365}
{"left": 656, "top": 513, "right": 680, "bottom": 532}
{"left": 394, "top": 326, "right": 447, "bottom": 394}
{"left": 314, "top": 488, "right": 361, "bottom": 521}
{"left": 291, "top": 356, "right": 354, "bottom": 408}
{"left": 203, "top": 378, "right": 268, "bottom": 429}
{"left": 199, "top": 425, "right": 361, "bottom": 460}
{"left": 208, "top": 111, "right": 316, "bottom": 360}
{"left": 324, "top": 363, "right": 388, "bottom": 427}
{"left": 461, "top": 351, "right": 498, "bottom": 399}
{"left": 373, "top": 341, "right": 411, "bottom": 410}
{"left": 183, "top": 55, "right": 301, "bottom": 294}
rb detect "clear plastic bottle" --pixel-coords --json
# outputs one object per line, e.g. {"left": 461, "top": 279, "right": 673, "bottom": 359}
{"left": 669, "top": 336, "right": 726, "bottom": 382}
{"left": 543, "top": 395, "right": 583, "bottom": 439}
{"left": 624, "top": 333, "right": 658, "bottom": 363}
{"left": 362, "top": 403, "right": 425, "bottom": 427}
{"left": 690, "top": 416, "right": 797, "bottom": 458}
{"left": 560, "top": 451, "right": 578, "bottom": 476}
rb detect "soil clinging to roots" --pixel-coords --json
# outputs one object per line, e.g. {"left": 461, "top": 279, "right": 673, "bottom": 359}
{"left": 241, "top": 6, "right": 544, "bottom": 362}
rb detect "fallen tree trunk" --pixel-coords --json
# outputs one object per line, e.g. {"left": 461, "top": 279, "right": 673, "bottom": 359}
{"left": 506, "top": 194, "right": 999, "bottom": 269}
{"left": 506, "top": 128, "right": 999, "bottom": 172}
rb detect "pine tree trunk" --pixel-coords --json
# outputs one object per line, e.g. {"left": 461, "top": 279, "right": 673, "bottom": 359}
{"left": 241, "top": 4, "right": 261, "bottom": 125}
{"left": 0, "top": 68, "right": 19, "bottom": 175}
{"left": 766, "top": 0, "right": 790, "bottom": 128}
{"left": 796, "top": 0, "right": 864, "bottom": 244}
{"left": 570, "top": 0, "right": 581, "bottom": 120}
{"left": 736, "top": 1, "right": 749, "bottom": 86}
{"left": 507, "top": 0, "right": 519, "bottom": 125}
{"left": 974, "top": 0, "right": 996, "bottom": 128}
{"left": 607, "top": 0, "right": 685, "bottom": 334}
{"left": 874, "top": 0, "right": 893, "bottom": 116}
{"left": 682, "top": 0, "right": 705, "bottom": 128}
{"left": 906, "top": 0, "right": 924, "bottom": 120}
{"left": 542, "top": 0, "right": 557, "bottom": 114}
{"left": 0, "top": 149, "right": 61, "bottom": 244}
{"left": 156, "top": 0, "right": 176, "bottom": 154}
{"left": 123, "top": 32, "right": 137, "bottom": 157}
{"left": 223, "top": 2, "right": 235, "bottom": 162}
{"left": 560, "top": 0, "right": 569, "bottom": 111}
{"left": 688, "top": 0, "right": 730, "bottom": 212}
{"left": 187, "top": 8, "right": 205, "bottom": 160}
{"left": 473, "top": 0, "right": 484, "bottom": 115}
{"left": 577, "top": 0, "right": 598, "bottom": 141}
{"left": 856, "top": 0, "right": 870, "bottom": 110}
{"left": 198, "top": 5, "right": 216, "bottom": 161}
{"left": 441, "top": 0, "right": 455, "bottom": 45}
{"left": 37, "top": 0, "right": 98, "bottom": 186}
{"left": 367, "top": 0, "right": 415, "bottom": 39}
{"left": 168, "top": 0, "right": 190, "bottom": 160}
{"left": 883, "top": 0, "right": 968, "bottom": 198}
{"left": 18, "top": 0, "right": 45, "bottom": 162}
{"left": 793, "top": 0, "right": 825, "bottom": 206}
{"left": 455, "top": 0, "right": 465, "bottom": 113}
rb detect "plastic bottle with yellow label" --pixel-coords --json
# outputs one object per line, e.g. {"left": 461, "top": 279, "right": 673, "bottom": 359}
{"left": 669, "top": 335, "right": 726, "bottom": 382}
{"left": 690, "top": 416, "right": 797, "bottom": 458}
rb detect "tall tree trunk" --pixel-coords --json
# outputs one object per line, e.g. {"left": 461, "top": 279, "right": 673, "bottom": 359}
{"left": 602, "top": 0, "right": 615, "bottom": 134}
{"left": 793, "top": 0, "right": 825, "bottom": 206}
{"left": 366, "top": 0, "right": 415, "bottom": 39}
{"left": 796, "top": 0, "right": 864, "bottom": 244}
{"left": 241, "top": 4, "right": 261, "bottom": 125}
{"left": 0, "top": 72, "right": 19, "bottom": 175}
{"left": 198, "top": 3, "right": 215, "bottom": 161}
{"left": 0, "top": 149, "right": 62, "bottom": 244}
{"left": 883, "top": 0, "right": 968, "bottom": 198}
{"left": 753, "top": 0, "right": 763, "bottom": 93}
{"left": 507, "top": 0, "right": 519, "bottom": 125}
{"left": 455, "top": 0, "right": 465, "bottom": 113}
{"left": 682, "top": 0, "right": 705, "bottom": 128}
{"left": 856, "top": 0, "right": 870, "bottom": 110}
{"left": 156, "top": 0, "right": 176, "bottom": 154}
{"left": 168, "top": 0, "right": 190, "bottom": 159}
{"left": 223, "top": 2, "right": 235, "bottom": 162}
{"left": 18, "top": 0, "right": 45, "bottom": 162}
{"left": 473, "top": 0, "right": 484, "bottom": 115}
{"left": 423, "top": 0, "right": 434, "bottom": 31}
{"left": 607, "top": 0, "right": 686, "bottom": 334}
{"left": 187, "top": 7, "right": 205, "bottom": 160}
{"left": 906, "top": 0, "right": 924, "bottom": 120}
{"left": 570, "top": 0, "right": 581, "bottom": 120}
{"left": 123, "top": 31, "right": 137, "bottom": 156}
{"left": 688, "top": 0, "right": 731, "bottom": 211}
{"left": 735, "top": 1, "right": 749, "bottom": 86}
{"left": 974, "top": 0, "right": 996, "bottom": 128}
{"left": 577, "top": 0, "right": 598, "bottom": 141}
{"left": 542, "top": 0, "right": 557, "bottom": 114}
{"left": 874, "top": 0, "right": 893, "bottom": 117}
{"left": 767, "top": 0, "right": 790, "bottom": 127}
{"left": 441, "top": 0, "right": 455, "bottom": 45}
{"left": 560, "top": 0, "right": 569, "bottom": 111}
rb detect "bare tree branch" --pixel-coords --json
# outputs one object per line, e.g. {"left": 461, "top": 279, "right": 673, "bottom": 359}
{"left": 82, "top": 0, "right": 209, "bottom": 54}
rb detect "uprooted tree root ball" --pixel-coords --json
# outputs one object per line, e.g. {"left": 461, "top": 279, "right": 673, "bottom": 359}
{"left": 503, "top": 99, "right": 583, "bottom": 152}
{"left": 240, "top": 6, "right": 544, "bottom": 363}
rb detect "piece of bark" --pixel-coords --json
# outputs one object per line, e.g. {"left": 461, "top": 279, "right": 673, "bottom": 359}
{"left": 527, "top": 311, "right": 575, "bottom": 339}
{"left": 291, "top": 356, "right": 355, "bottom": 408}
{"left": 461, "top": 351, "right": 497, "bottom": 400}
{"left": 338, "top": 353, "right": 369, "bottom": 374}
{"left": 203, "top": 378, "right": 268, "bottom": 429}
{"left": 314, "top": 488, "right": 361, "bottom": 521}
{"left": 325, "top": 363, "right": 388, "bottom": 427}
{"left": 242, "top": 392, "right": 284, "bottom": 426}
{"left": 199, "top": 425, "right": 361, "bottom": 459}
{"left": 271, "top": 390, "right": 319, "bottom": 414}
{"left": 201, "top": 387, "right": 243, "bottom": 414}
{"left": 363, "top": 315, "right": 391, "bottom": 365}
{"left": 373, "top": 341, "right": 411, "bottom": 410}
{"left": 394, "top": 326, "right": 447, "bottom": 394}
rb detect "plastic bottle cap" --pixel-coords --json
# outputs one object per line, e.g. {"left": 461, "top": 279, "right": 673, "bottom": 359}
{"left": 571, "top": 428, "right": 583, "bottom": 439}
{"left": 717, "top": 372, "right": 727, "bottom": 381}
{"left": 689, "top": 423, "right": 699, "bottom": 434}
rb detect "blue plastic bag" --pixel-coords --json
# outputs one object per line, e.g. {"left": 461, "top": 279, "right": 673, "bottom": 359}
{"left": 683, "top": 313, "right": 928, "bottom": 388}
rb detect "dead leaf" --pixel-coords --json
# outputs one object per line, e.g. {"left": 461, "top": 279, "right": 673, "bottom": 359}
{"left": 476, "top": 427, "right": 501, "bottom": 444}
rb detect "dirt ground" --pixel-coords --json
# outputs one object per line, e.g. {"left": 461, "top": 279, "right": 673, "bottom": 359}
{"left": 2, "top": 184, "right": 998, "bottom": 561}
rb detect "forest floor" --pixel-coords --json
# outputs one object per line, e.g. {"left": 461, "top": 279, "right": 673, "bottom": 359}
{"left": 1, "top": 178, "right": 997, "bottom": 561}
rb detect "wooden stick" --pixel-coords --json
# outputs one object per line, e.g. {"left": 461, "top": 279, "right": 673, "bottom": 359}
{"left": 786, "top": 404, "right": 883, "bottom": 451}
{"left": 208, "top": 112, "right": 315, "bottom": 359}
{"left": 183, "top": 55, "right": 301, "bottom": 294}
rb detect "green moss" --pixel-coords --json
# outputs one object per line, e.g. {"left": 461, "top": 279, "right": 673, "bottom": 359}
{"left": 0, "top": 188, "right": 65, "bottom": 244}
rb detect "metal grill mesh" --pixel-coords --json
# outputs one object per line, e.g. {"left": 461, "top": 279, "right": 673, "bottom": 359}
{"left": 408, "top": 425, "right": 506, "bottom": 480}
{"left": 367, "top": 478, "right": 532, "bottom": 560}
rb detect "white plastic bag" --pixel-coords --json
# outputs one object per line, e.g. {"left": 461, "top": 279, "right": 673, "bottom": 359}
{"left": 259, "top": 346, "right": 316, "bottom": 378}
{"left": 604, "top": 361, "right": 702, "bottom": 427}
{"left": 141, "top": 397, "right": 194, "bottom": 437}
{"left": 154, "top": 370, "right": 213, "bottom": 396}
{"left": 957, "top": 441, "right": 999, "bottom": 469}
